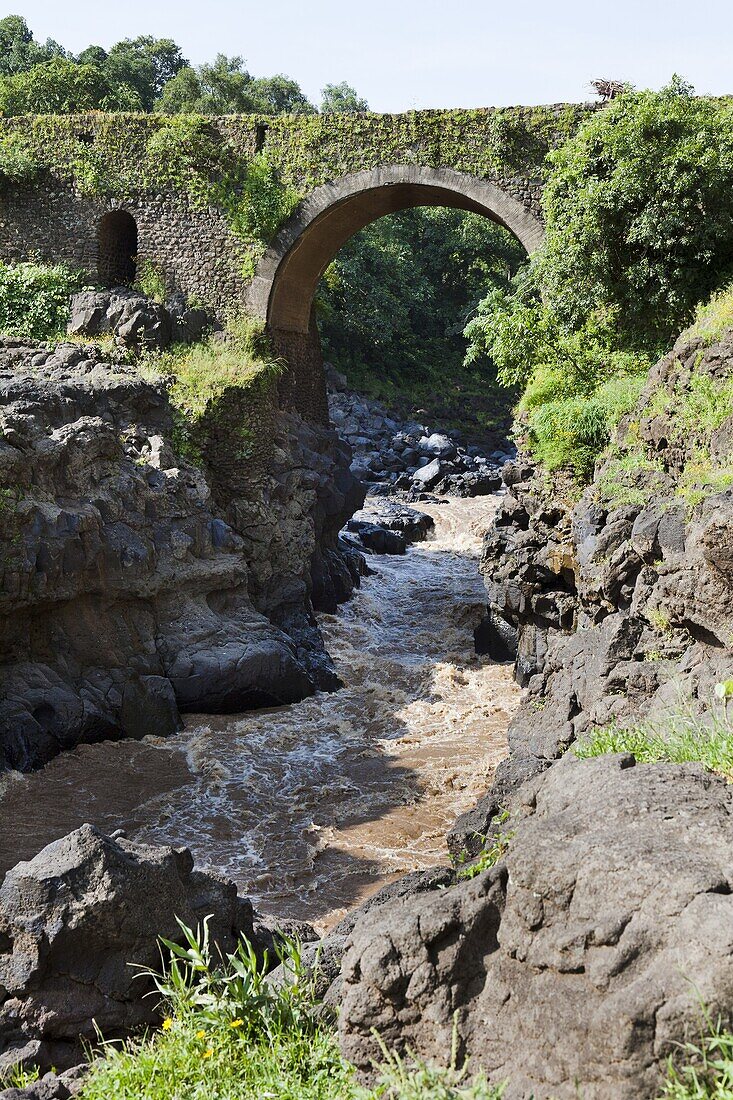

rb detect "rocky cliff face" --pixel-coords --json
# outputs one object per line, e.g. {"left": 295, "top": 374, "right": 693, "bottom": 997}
{"left": 0, "top": 339, "right": 364, "bottom": 772}
{"left": 341, "top": 754, "right": 733, "bottom": 1099}
{"left": 451, "top": 322, "right": 733, "bottom": 852}
{"left": 335, "top": 325, "right": 733, "bottom": 1098}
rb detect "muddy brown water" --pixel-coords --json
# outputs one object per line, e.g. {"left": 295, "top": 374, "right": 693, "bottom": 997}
{"left": 0, "top": 497, "right": 519, "bottom": 931}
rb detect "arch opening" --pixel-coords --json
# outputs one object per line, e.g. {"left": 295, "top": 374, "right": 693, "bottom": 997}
{"left": 248, "top": 166, "right": 544, "bottom": 337}
{"left": 97, "top": 210, "right": 138, "bottom": 287}
{"left": 317, "top": 205, "right": 525, "bottom": 442}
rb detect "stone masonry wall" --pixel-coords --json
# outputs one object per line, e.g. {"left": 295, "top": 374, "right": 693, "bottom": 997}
{"left": 0, "top": 182, "right": 246, "bottom": 315}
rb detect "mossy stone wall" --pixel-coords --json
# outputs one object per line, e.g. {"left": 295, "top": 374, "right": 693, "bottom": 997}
{"left": 0, "top": 106, "right": 594, "bottom": 316}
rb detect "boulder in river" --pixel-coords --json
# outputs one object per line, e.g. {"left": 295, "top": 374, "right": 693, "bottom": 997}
{"left": 339, "top": 754, "right": 733, "bottom": 1099}
{"left": 349, "top": 500, "right": 435, "bottom": 544}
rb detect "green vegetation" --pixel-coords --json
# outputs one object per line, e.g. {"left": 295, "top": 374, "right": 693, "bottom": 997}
{"left": 318, "top": 207, "right": 524, "bottom": 437}
{"left": 686, "top": 284, "right": 733, "bottom": 347}
{"left": 160, "top": 323, "right": 282, "bottom": 423}
{"left": 573, "top": 707, "right": 733, "bottom": 782}
{"left": 677, "top": 451, "right": 733, "bottom": 512}
{"left": 538, "top": 78, "right": 733, "bottom": 353}
{"left": 320, "top": 82, "right": 369, "bottom": 114}
{"left": 595, "top": 452, "right": 667, "bottom": 509}
{"left": 520, "top": 374, "right": 647, "bottom": 479}
{"left": 457, "top": 811, "right": 514, "bottom": 880}
{"left": 139, "top": 319, "right": 283, "bottom": 466}
{"left": 0, "top": 16, "right": 368, "bottom": 117}
{"left": 134, "top": 259, "right": 167, "bottom": 303}
{"left": 0, "top": 1064, "right": 40, "bottom": 1090}
{"left": 0, "top": 259, "right": 84, "bottom": 339}
{"left": 81, "top": 918, "right": 505, "bottom": 1100}
{"left": 157, "top": 55, "right": 316, "bottom": 116}
{"left": 465, "top": 79, "right": 733, "bottom": 480}
{"left": 660, "top": 1011, "right": 733, "bottom": 1098}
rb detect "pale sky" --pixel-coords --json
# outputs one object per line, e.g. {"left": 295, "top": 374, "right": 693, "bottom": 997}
{"left": 10, "top": 0, "right": 733, "bottom": 111}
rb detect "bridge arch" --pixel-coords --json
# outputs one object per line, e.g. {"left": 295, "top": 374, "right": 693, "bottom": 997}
{"left": 247, "top": 165, "right": 545, "bottom": 420}
{"left": 247, "top": 164, "right": 544, "bottom": 336}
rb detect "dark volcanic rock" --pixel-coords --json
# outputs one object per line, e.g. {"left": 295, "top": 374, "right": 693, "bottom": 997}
{"left": 326, "top": 373, "right": 511, "bottom": 497}
{"left": 346, "top": 520, "right": 407, "bottom": 555}
{"left": 349, "top": 500, "right": 435, "bottom": 544}
{"left": 0, "top": 340, "right": 364, "bottom": 770}
{"left": 0, "top": 825, "right": 261, "bottom": 1075}
{"left": 67, "top": 289, "right": 216, "bottom": 351}
{"left": 340, "top": 755, "right": 733, "bottom": 1099}
{"left": 68, "top": 288, "right": 173, "bottom": 350}
{"left": 270, "top": 866, "right": 456, "bottom": 1008}
{"left": 461, "top": 327, "right": 733, "bottom": 844}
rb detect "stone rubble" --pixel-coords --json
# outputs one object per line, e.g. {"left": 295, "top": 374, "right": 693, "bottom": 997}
{"left": 326, "top": 364, "right": 510, "bottom": 500}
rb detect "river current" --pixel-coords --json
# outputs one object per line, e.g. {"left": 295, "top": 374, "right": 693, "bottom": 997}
{"left": 0, "top": 497, "right": 519, "bottom": 931}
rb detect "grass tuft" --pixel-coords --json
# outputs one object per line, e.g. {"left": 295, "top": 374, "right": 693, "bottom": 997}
{"left": 660, "top": 1009, "right": 733, "bottom": 1099}
{"left": 685, "top": 284, "right": 733, "bottom": 348}
{"left": 573, "top": 709, "right": 733, "bottom": 782}
{"left": 79, "top": 918, "right": 506, "bottom": 1100}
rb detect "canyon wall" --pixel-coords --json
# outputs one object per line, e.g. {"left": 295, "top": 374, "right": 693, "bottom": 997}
{"left": 0, "top": 340, "right": 364, "bottom": 771}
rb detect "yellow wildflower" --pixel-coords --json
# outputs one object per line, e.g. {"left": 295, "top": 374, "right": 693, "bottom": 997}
{"left": 229, "top": 1018, "right": 244, "bottom": 1029}
{"left": 203, "top": 1048, "right": 214, "bottom": 1060}
{"left": 161, "top": 1018, "right": 173, "bottom": 1031}
{"left": 196, "top": 1030, "right": 206, "bottom": 1039}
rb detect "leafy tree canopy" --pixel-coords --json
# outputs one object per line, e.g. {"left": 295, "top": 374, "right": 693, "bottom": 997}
{"left": 0, "top": 15, "right": 64, "bottom": 76}
{"left": 318, "top": 207, "right": 524, "bottom": 433}
{"left": 103, "top": 36, "right": 188, "bottom": 110}
{"left": 320, "top": 82, "right": 368, "bottom": 114}
{"left": 156, "top": 55, "right": 316, "bottom": 115}
{"left": 466, "top": 78, "right": 733, "bottom": 387}
{"left": 0, "top": 18, "right": 334, "bottom": 117}
{"left": 0, "top": 55, "right": 142, "bottom": 114}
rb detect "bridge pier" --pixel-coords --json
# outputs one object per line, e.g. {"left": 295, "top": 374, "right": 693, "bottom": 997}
{"left": 269, "top": 314, "right": 329, "bottom": 425}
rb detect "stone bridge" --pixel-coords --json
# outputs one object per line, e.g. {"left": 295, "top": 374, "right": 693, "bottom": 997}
{"left": 0, "top": 106, "right": 594, "bottom": 419}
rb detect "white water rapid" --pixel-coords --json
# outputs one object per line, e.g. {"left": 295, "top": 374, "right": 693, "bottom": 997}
{"left": 0, "top": 497, "right": 519, "bottom": 930}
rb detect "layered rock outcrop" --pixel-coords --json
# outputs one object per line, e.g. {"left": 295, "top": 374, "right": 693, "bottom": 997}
{"left": 451, "top": 324, "right": 733, "bottom": 853}
{"left": 0, "top": 339, "right": 363, "bottom": 771}
{"left": 341, "top": 754, "right": 733, "bottom": 1099}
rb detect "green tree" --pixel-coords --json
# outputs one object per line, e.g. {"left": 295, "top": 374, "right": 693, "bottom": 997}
{"left": 104, "top": 36, "right": 187, "bottom": 110}
{"left": 157, "top": 55, "right": 314, "bottom": 115}
{"left": 320, "top": 82, "right": 368, "bottom": 113}
{"left": 0, "top": 56, "right": 142, "bottom": 114}
{"left": 318, "top": 206, "right": 523, "bottom": 393}
{"left": 248, "top": 74, "right": 315, "bottom": 114}
{"left": 0, "top": 15, "right": 63, "bottom": 76}
{"left": 538, "top": 78, "right": 733, "bottom": 351}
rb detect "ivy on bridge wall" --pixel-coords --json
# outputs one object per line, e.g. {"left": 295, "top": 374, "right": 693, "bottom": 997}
{"left": 0, "top": 105, "right": 595, "bottom": 310}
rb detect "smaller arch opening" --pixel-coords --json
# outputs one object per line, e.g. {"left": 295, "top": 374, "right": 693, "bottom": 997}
{"left": 97, "top": 210, "right": 138, "bottom": 287}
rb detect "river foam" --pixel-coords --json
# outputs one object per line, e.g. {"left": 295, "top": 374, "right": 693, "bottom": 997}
{"left": 0, "top": 497, "right": 519, "bottom": 930}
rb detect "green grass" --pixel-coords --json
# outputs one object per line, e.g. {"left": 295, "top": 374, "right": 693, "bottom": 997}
{"left": 573, "top": 710, "right": 733, "bottom": 781}
{"left": 685, "top": 284, "right": 733, "bottom": 348}
{"left": 149, "top": 317, "right": 281, "bottom": 422}
{"left": 134, "top": 259, "right": 168, "bottom": 304}
{"left": 660, "top": 1011, "right": 733, "bottom": 1098}
{"left": 80, "top": 918, "right": 505, "bottom": 1100}
{"left": 595, "top": 451, "right": 667, "bottom": 508}
{"left": 523, "top": 373, "right": 647, "bottom": 481}
{"left": 676, "top": 451, "right": 733, "bottom": 512}
{"left": 0, "top": 1065, "right": 40, "bottom": 1090}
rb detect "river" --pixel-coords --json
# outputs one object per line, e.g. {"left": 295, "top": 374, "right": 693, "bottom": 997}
{"left": 0, "top": 496, "right": 519, "bottom": 931}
